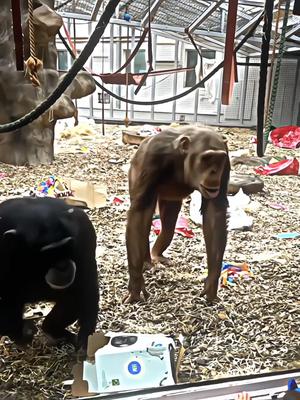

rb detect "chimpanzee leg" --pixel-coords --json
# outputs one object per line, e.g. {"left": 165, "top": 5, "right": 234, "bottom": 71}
{"left": 77, "top": 258, "right": 99, "bottom": 352}
{"left": 201, "top": 198, "right": 228, "bottom": 302}
{"left": 42, "top": 295, "right": 79, "bottom": 345}
{"left": 151, "top": 200, "right": 182, "bottom": 263}
{"left": 125, "top": 203, "right": 156, "bottom": 303}
{"left": 0, "top": 302, "right": 33, "bottom": 344}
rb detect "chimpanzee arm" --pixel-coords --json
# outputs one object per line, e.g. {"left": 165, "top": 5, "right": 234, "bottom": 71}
{"left": 125, "top": 200, "right": 156, "bottom": 303}
{"left": 201, "top": 155, "right": 230, "bottom": 302}
{"left": 201, "top": 198, "right": 228, "bottom": 302}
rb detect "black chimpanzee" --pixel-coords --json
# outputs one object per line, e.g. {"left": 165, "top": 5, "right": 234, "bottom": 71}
{"left": 0, "top": 197, "right": 99, "bottom": 352}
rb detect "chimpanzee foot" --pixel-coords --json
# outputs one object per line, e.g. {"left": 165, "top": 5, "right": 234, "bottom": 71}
{"left": 151, "top": 254, "right": 172, "bottom": 265}
{"left": 43, "top": 328, "right": 77, "bottom": 347}
{"left": 13, "top": 320, "right": 37, "bottom": 348}
{"left": 143, "top": 261, "right": 153, "bottom": 271}
{"left": 200, "top": 278, "right": 219, "bottom": 304}
{"left": 123, "top": 287, "right": 149, "bottom": 304}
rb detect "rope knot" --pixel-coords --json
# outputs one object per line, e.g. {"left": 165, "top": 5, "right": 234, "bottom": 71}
{"left": 25, "top": 56, "right": 43, "bottom": 87}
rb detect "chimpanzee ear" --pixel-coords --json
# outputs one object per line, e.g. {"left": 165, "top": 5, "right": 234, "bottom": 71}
{"left": 174, "top": 135, "right": 191, "bottom": 154}
{"left": 222, "top": 134, "right": 228, "bottom": 144}
{"left": 3, "top": 229, "right": 18, "bottom": 247}
{"left": 45, "top": 260, "right": 76, "bottom": 290}
{"left": 40, "top": 237, "right": 74, "bottom": 256}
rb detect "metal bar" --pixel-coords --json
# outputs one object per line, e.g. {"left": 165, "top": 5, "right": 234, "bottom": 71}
{"left": 88, "top": 21, "right": 93, "bottom": 120}
{"left": 141, "top": 0, "right": 166, "bottom": 27}
{"left": 91, "top": 0, "right": 104, "bottom": 21}
{"left": 285, "top": 24, "right": 300, "bottom": 39}
{"left": 151, "top": 33, "right": 157, "bottom": 121}
{"left": 240, "top": 56, "right": 249, "bottom": 123}
{"left": 60, "top": 12, "right": 92, "bottom": 20}
{"left": 236, "top": 10, "right": 266, "bottom": 37}
{"left": 75, "top": 369, "right": 300, "bottom": 400}
{"left": 110, "top": 18, "right": 261, "bottom": 51}
{"left": 130, "top": 26, "right": 135, "bottom": 120}
{"left": 221, "top": 0, "right": 238, "bottom": 105}
{"left": 188, "top": 0, "right": 225, "bottom": 33}
{"left": 172, "top": 40, "right": 179, "bottom": 121}
{"left": 109, "top": 22, "right": 114, "bottom": 119}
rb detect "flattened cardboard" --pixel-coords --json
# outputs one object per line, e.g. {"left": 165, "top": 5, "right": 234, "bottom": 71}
{"left": 72, "top": 332, "right": 182, "bottom": 398}
{"left": 72, "top": 331, "right": 109, "bottom": 397}
{"left": 62, "top": 178, "right": 107, "bottom": 209}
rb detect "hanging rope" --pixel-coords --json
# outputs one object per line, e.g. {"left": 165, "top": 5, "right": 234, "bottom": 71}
{"left": 264, "top": 0, "right": 291, "bottom": 135}
{"left": 24, "top": 0, "right": 43, "bottom": 86}
{"left": 264, "top": 0, "right": 283, "bottom": 126}
{"left": 0, "top": 0, "right": 121, "bottom": 133}
{"left": 0, "top": 6, "right": 263, "bottom": 134}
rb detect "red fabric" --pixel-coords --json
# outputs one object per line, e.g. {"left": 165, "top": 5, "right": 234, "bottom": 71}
{"left": 255, "top": 158, "right": 299, "bottom": 176}
{"left": 152, "top": 215, "right": 195, "bottom": 238}
{"left": 270, "top": 126, "right": 300, "bottom": 149}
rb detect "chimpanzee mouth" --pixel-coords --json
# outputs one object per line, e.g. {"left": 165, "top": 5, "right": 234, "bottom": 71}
{"left": 200, "top": 185, "right": 220, "bottom": 199}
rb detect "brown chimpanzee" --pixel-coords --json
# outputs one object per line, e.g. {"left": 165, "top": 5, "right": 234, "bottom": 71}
{"left": 0, "top": 197, "right": 99, "bottom": 353}
{"left": 124, "top": 126, "right": 230, "bottom": 304}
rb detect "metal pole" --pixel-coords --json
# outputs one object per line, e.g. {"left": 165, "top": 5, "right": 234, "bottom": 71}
{"left": 130, "top": 26, "right": 136, "bottom": 120}
{"left": 109, "top": 22, "right": 114, "bottom": 118}
{"left": 150, "top": 33, "right": 157, "bottom": 121}
{"left": 239, "top": 56, "right": 249, "bottom": 124}
{"left": 172, "top": 40, "right": 179, "bottom": 121}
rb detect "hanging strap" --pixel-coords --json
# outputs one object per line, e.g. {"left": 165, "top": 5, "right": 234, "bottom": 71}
{"left": 11, "top": 0, "right": 24, "bottom": 71}
{"left": 256, "top": 0, "right": 275, "bottom": 156}
{"left": 221, "top": 0, "right": 238, "bottom": 105}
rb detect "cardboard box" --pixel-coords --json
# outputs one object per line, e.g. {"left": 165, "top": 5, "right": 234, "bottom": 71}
{"left": 72, "top": 332, "right": 177, "bottom": 397}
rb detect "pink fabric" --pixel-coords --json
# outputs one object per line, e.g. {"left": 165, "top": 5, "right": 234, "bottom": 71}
{"left": 255, "top": 158, "right": 299, "bottom": 176}
{"left": 270, "top": 126, "right": 300, "bottom": 149}
{"left": 152, "top": 215, "right": 195, "bottom": 238}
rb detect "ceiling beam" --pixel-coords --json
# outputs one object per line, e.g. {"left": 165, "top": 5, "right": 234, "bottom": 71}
{"left": 285, "top": 24, "right": 300, "bottom": 39}
{"left": 141, "top": 0, "right": 166, "bottom": 27}
{"left": 188, "top": 0, "right": 225, "bottom": 33}
{"left": 91, "top": 0, "right": 104, "bottom": 21}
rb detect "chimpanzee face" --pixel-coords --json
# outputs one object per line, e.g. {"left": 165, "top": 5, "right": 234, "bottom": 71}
{"left": 194, "top": 150, "right": 227, "bottom": 199}
{"left": 176, "top": 132, "right": 228, "bottom": 199}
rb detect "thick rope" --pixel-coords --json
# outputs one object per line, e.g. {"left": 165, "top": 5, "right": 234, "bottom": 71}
{"left": 264, "top": 0, "right": 291, "bottom": 134}
{"left": 24, "top": 0, "right": 43, "bottom": 86}
{"left": 27, "top": 0, "right": 35, "bottom": 58}
{"left": 0, "top": 7, "right": 263, "bottom": 133}
{"left": 0, "top": 0, "right": 121, "bottom": 133}
{"left": 264, "top": 0, "right": 283, "bottom": 125}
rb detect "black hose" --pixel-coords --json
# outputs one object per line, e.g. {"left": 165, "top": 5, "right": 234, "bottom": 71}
{"left": 0, "top": 7, "right": 263, "bottom": 132}
{"left": 60, "top": 11, "right": 264, "bottom": 106}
